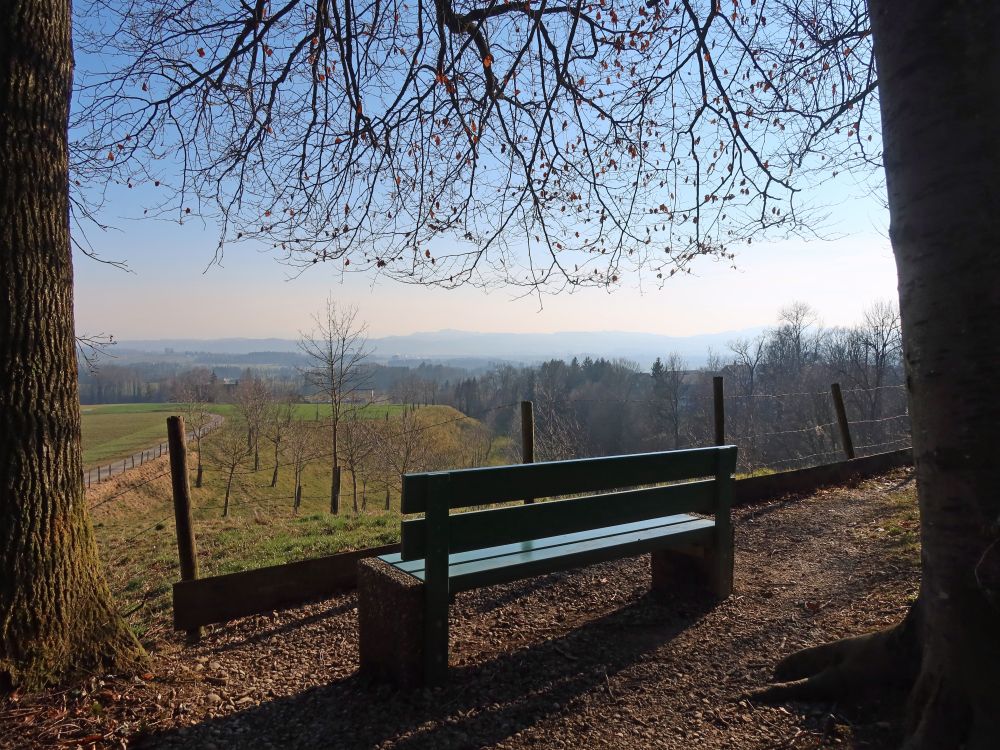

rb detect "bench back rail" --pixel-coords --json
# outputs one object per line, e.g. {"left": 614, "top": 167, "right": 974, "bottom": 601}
{"left": 401, "top": 446, "right": 737, "bottom": 563}
{"left": 400, "top": 446, "right": 726, "bottom": 513}
{"left": 401, "top": 479, "right": 719, "bottom": 559}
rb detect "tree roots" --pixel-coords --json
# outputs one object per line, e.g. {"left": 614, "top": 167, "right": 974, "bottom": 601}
{"left": 751, "top": 601, "right": 921, "bottom": 704}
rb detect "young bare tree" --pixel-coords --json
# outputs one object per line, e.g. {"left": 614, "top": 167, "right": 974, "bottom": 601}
{"left": 209, "top": 425, "right": 252, "bottom": 518}
{"left": 284, "top": 420, "right": 320, "bottom": 514}
{"left": 234, "top": 375, "right": 271, "bottom": 473}
{"left": 650, "top": 353, "right": 686, "bottom": 450}
{"left": 299, "top": 300, "right": 372, "bottom": 514}
{"left": 462, "top": 422, "right": 495, "bottom": 469}
{"left": 264, "top": 393, "right": 297, "bottom": 488}
{"left": 383, "top": 408, "right": 432, "bottom": 501}
{"left": 340, "top": 412, "right": 379, "bottom": 513}
{"left": 175, "top": 369, "right": 217, "bottom": 488}
{"left": 726, "top": 336, "right": 767, "bottom": 471}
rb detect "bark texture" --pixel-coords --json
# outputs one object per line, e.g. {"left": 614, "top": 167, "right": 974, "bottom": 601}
{"left": 874, "top": 1, "right": 1000, "bottom": 746}
{"left": 0, "top": 0, "right": 144, "bottom": 691}
{"left": 758, "top": 3, "right": 1000, "bottom": 748}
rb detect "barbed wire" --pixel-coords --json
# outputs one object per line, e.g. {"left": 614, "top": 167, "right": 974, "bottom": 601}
{"left": 753, "top": 421, "right": 837, "bottom": 438}
{"left": 772, "top": 447, "right": 845, "bottom": 464}
{"left": 847, "top": 413, "right": 909, "bottom": 426}
{"left": 842, "top": 384, "right": 907, "bottom": 394}
{"left": 716, "top": 382, "right": 907, "bottom": 402}
{"left": 723, "top": 389, "right": 830, "bottom": 400}
{"left": 854, "top": 437, "right": 912, "bottom": 452}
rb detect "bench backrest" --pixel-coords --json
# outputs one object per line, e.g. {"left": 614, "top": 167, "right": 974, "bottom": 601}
{"left": 400, "top": 446, "right": 737, "bottom": 562}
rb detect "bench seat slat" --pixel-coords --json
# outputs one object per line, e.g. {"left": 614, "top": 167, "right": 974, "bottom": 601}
{"left": 381, "top": 513, "right": 714, "bottom": 592}
{"left": 401, "top": 447, "right": 722, "bottom": 512}
{"left": 385, "top": 513, "right": 702, "bottom": 572}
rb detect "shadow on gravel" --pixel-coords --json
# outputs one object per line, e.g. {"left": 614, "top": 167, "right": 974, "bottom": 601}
{"left": 138, "top": 590, "right": 716, "bottom": 749}
{"left": 209, "top": 598, "right": 358, "bottom": 655}
{"left": 463, "top": 571, "right": 570, "bottom": 615}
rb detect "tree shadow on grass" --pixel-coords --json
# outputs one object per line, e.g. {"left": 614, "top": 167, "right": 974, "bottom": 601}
{"left": 138, "top": 590, "right": 717, "bottom": 749}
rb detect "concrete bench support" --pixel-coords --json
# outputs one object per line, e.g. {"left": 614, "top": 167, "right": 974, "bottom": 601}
{"left": 650, "top": 527, "right": 733, "bottom": 599}
{"left": 357, "top": 557, "right": 426, "bottom": 687}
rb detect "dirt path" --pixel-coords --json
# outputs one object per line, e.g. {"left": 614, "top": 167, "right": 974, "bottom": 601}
{"left": 2, "top": 470, "right": 918, "bottom": 749}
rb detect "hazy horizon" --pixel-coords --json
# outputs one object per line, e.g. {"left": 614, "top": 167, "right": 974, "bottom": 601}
{"left": 73, "top": 163, "right": 896, "bottom": 341}
{"left": 75, "top": 232, "right": 898, "bottom": 341}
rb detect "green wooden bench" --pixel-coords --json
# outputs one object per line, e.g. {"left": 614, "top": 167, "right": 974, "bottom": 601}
{"left": 357, "top": 445, "right": 737, "bottom": 686}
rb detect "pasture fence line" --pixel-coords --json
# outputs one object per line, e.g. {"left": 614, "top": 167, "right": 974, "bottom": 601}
{"left": 84, "top": 413, "right": 222, "bottom": 489}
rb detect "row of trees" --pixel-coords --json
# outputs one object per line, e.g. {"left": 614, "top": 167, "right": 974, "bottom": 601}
{"left": 201, "top": 397, "right": 492, "bottom": 517}
{"left": 441, "top": 302, "right": 906, "bottom": 471}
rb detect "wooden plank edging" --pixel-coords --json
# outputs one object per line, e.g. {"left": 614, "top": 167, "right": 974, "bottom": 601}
{"left": 733, "top": 448, "right": 913, "bottom": 505}
{"left": 172, "top": 543, "right": 399, "bottom": 631}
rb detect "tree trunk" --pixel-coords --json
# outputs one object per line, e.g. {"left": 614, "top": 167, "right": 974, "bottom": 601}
{"left": 292, "top": 466, "right": 301, "bottom": 514}
{"left": 876, "top": 1, "right": 1000, "bottom": 744}
{"left": 0, "top": 0, "right": 144, "bottom": 691}
{"left": 330, "top": 466, "right": 341, "bottom": 514}
{"left": 758, "top": 3, "right": 1000, "bottom": 747}
{"left": 223, "top": 473, "right": 234, "bottom": 517}
{"left": 270, "top": 441, "right": 280, "bottom": 487}
{"left": 194, "top": 437, "right": 203, "bottom": 488}
{"left": 330, "top": 417, "right": 340, "bottom": 514}
{"left": 351, "top": 471, "right": 358, "bottom": 513}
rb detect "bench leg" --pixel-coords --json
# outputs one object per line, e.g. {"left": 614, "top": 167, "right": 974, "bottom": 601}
{"left": 712, "top": 525, "right": 734, "bottom": 599}
{"left": 651, "top": 528, "right": 734, "bottom": 599}
{"left": 423, "top": 586, "right": 450, "bottom": 686}
{"left": 357, "top": 558, "right": 426, "bottom": 687}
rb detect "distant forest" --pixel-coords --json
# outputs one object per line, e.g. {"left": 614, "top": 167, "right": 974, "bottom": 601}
{"left": 79, "top": 302, "right": 908, "bottom": 471}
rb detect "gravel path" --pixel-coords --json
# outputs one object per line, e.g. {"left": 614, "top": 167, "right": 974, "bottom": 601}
{"left": 2, "top": 469, "right": 918, "bottom": 749}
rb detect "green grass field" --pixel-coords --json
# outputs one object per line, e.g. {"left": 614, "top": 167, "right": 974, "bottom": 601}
{"left": 80, "top": 403, "right": 225, "bottom": 467}
{"left": 80, "top": 401, "right": 408, "bottom": 468}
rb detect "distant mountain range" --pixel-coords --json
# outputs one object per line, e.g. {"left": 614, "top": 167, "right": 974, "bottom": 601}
{"left": 117, "top": 327, "right": 765, "bottom": 368}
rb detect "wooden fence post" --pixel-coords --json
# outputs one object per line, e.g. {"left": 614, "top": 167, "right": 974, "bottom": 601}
{"left": 830, "top": 383, "right": 855, "bottom": 460}
{"left": 521, "top": 400, "right": 535, "bottom": 504}
{"left": 167, "top": 416, "right": 203, "bottom": 641}
{"left": 713, "top": 376, "right": 726, "bottom": 446}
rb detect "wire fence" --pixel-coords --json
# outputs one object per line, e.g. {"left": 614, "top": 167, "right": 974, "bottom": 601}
{"left": 91, "top": 385, "right": 913, "bottom": 566}
{"left": 83, "top": 415, "right": 223, "bottom": 488}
